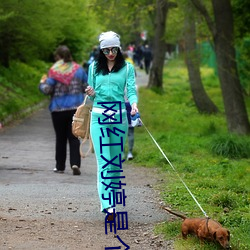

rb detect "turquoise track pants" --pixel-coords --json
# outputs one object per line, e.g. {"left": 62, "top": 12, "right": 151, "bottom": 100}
{"left": 90, "top": 109, "right": 128, "bottom": 212}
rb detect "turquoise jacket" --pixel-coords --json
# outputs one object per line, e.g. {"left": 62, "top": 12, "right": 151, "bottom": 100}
{"left": 87, "top": 62, "right": 138, "bottom": 110}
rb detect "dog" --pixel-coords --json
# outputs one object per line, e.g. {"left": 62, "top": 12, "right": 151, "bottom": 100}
{"left": 162, "top": 206, "right": 231, "bottom": 249}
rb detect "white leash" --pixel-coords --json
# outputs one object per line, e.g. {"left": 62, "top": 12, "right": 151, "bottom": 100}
{"left": 139, "top": 118, "right": 209, "bottom": 218}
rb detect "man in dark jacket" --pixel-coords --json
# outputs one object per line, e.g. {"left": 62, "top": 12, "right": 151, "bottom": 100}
{"left": 143, "top": 44, "right": 152, "bottom": 74}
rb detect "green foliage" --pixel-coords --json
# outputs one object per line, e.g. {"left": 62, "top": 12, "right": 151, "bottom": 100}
{"left": 164, "top": 0, "right": 213, "bottom": 45}
{"left": 0, "top": 60, "right": 49, "bottom": 122}
{"left": 165, "top": 2, "right": 184, "bottom": 44}
{"left": 154, "top": 221, "right": 181, "bottom": 240}
{"left": 132, "top": 58, "right": 250, "bottom": 249}
{"left": 233, "top": 0, "right": 250, "bottom": 102}
{"left": 236, "top": 37, "right": 250, "bottom": 95}
{"left": 210, "top": 191, "right": 238, "bottom": 209}
{"left": 0, "top": 0, "right": 100, "bottom": 66}
{"left": 92, "top": 0, "right": 155, "bottom": 45}
{"left": 232, "top": 0, "right": 250, "bottom": 39}
{"left": 210, "top": 134, "right": 250, "bottom": 159}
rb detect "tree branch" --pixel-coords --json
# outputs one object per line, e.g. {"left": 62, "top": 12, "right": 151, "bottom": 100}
{"left": 190, "top": 0, "right": 216, "bottom": 37}
{"left": 167, "top": 1, "right": 178, "bottom": 9}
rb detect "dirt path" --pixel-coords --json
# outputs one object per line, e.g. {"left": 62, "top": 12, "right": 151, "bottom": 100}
{"left": 0, "top": 70, "right": 173, "bottom": 250}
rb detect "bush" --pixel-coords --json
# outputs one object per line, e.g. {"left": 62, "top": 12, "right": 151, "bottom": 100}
{"left": 210, "top": 191, "right": 237, "bottom": 209}
{"left": 0, "top": 60, "right": 49, "bottom": 123}
{"left": 210, "top": 134, "right": 250, "bottom": 159}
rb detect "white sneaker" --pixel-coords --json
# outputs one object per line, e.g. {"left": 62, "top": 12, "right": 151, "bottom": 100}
{"left": 53, "top": 168, "right": 64, "bottom": 173}
{"left": 72, "top": 165, "right": 81, "bottom": 175}
{"left": 127, "top": 152, "right": 133, "bottom": 160}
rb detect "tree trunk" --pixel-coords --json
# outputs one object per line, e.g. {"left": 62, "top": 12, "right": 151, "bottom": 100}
{"left": 147, "top": 0, "right": 169, "bottom": 89}
{"left": 212, "top": 0, "right": 250, "bottom": 134}
{"left": 184, "top": 4, "right": 218, "bottom": 114}
{"left": 191, "top": 0, "right": 250, "bottom": 134}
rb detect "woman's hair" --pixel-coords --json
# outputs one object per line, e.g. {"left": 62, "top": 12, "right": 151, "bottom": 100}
{"left": 95, "top": 48, "right": 126, "bottom": 75}
{"left": 54, "top": 45, "right": 73, "bottom": 63}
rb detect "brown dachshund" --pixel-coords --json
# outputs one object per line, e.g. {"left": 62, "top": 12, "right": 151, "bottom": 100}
{"left": 162, "top": 207, "right": 231, "bottom": 249}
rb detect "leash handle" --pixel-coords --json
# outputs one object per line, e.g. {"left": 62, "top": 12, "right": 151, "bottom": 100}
{"left": 139, "top": 118, "right": 209, "bottom": 218}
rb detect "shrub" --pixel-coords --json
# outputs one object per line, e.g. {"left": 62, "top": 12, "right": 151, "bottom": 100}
{"left": 210, "top": 191, "right": 237, "bottom": 209}
{"left": 210, "top": 135, "right": 250, "bottom": 158}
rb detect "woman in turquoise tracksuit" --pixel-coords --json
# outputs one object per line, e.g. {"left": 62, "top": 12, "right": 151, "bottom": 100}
{"left": 86, "top": 31, "right": 138, "bottom": 220}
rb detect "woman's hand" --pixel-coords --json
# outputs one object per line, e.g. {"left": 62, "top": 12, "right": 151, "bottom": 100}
{"left": 85, "top": 86, "right": 96, "bottom": 97}
{"left": 40, "top": 74, "right": 47, "bottom": 83}
{"left": 131, "top": 103, "right": 138, "bottom": 116}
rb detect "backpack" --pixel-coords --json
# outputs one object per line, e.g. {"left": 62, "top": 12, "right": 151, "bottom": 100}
{"left": 72, "top": 95, "right": 93, "bottom": 158}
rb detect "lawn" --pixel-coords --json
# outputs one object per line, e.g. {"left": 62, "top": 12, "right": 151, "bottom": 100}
{"left": 1, "top": 57, "right": 249, "bottom": 249}
{"left": 131, "top": 58, "right": 250, "bottom": 250}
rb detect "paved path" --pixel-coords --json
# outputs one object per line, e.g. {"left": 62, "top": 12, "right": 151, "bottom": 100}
{"left": 135, "top": 69, "right": 149, "bottom": 88}
{"left": 0, "top": 71, "right": 172, "bottom": 249}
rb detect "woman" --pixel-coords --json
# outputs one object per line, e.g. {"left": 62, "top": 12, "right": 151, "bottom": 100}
{"left": 85, "top": 31, "right": 138, "bottom": 219}
{"left": 39, "top": 45, "right": 88, "bottom": 175}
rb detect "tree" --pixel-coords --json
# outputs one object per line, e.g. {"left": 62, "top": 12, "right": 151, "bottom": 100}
{"left": 148, "top": 0, "right": 177, "bottom": 89}
{"left": 184, "top": 1, "right": 218, "bottom": 114}
{"left": 0, "top": 0, "right": 98, "bottom": 66}
{"left": 232, "top": 0, "right": 250, "bottom": 40}
{"left": 232, "top": 0, "right": 250, "bottom": 96}
{"left": 191, "top": 0, "right": 250, "bottom": 134}
{"left": 91, "top": 0, "right": 155, "bottom": 47}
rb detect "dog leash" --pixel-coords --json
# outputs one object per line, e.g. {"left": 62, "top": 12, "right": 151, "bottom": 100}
{"left": 139, "top": 118, "right": 209, "bottom": 218}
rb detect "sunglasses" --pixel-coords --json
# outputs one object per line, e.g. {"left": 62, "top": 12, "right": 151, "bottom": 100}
{"left": 102, "top": 47, "right": 119, "bottom": 55}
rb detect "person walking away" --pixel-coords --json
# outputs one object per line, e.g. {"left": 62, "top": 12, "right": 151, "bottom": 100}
{"left": 87, "top": 46, "right": 99, "bottom": 71}
{"left": 39, "top": 45, "right": 88, "bottom": 175}
{"left": 85, "top": 31, "right": 138, "bottom": 219}
{"left": 134, "top": 44, "right": 144, "bottom": 69}
{"left": 143, "top": 44, "right": 152, "bottom": 74}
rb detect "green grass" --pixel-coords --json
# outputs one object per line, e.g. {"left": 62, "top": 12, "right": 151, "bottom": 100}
{"left": 0, "top": 60, "right": 50, "bottom": 123}
{"left": 132, "top": 58, "right": 250, "bottom": 250}
{"left": 1, "top": 57, "right": 249, "bottom": 249}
